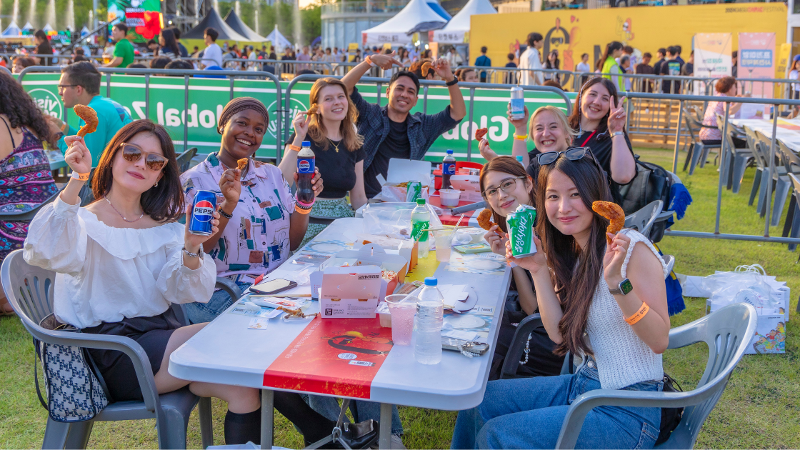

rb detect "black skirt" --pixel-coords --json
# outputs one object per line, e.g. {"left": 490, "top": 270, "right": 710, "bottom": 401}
{"left": 82, "top": 309, "right": 182, "bottom": 402}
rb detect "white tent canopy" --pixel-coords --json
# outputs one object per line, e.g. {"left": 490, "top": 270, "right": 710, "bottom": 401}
{"left": 266, "top": 25, "right": 292, "bottom": 51}
{"left": 22, "top": 22, "right": 34, "bottom": 31}
{"left": 362, "top": 0, "right": 447, "bottom": 46}
{"left": 2, "top": 21, "right": 22, "bottom": 36}
{"left": 42, "top": 23, "right": 54, "bottom": 33}
{"left": 80, "top": 26, "right": 90, "bottom": 37}
{"left": 432, "top": 0, "right": 496, "bottom": 43}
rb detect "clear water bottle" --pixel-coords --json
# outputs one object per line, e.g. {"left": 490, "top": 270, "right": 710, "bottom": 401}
{"left": 411, "top": 198, "right": 430, "bottom": 258}
{"left": 415, "top": 277, "right": 444, "bottom": 365}
{"left": 442, "top": 150, "right": 456, "bottom": 189}
{"left": 510, "top": 86, "right": 525, "bottom": 120}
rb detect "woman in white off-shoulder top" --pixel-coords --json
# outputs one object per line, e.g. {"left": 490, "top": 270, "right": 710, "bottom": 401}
{"left": 452, "top": 150, "right": 671, "bottom": 449}
{"left": 23, "top": 120, "right": 264, "bottom": 444}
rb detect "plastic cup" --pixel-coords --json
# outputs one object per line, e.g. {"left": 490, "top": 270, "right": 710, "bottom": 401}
{"left": 439, "top": 189, "right": 461, "bottom": 207}
{"left": 385, "top": 294, "right": 417, "bottom": 345}
{"left": 431, "top": 228, "right": 455, "bottom": 263}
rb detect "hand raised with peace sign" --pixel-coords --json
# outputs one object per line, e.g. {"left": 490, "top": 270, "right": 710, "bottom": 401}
{"left": 607, "top": 96, "right": 627, "bottom": 134}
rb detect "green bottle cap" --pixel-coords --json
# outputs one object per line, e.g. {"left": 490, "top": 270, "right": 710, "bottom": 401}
{"left": 416, "top": 198, "right": 426, "bottom": 206}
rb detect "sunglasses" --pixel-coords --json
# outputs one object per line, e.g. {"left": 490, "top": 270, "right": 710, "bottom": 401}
{"left": 536, "top": 147, "right": 603, "bottom": 174}
{"left": 120, "top": 143, "right": 169, "bottom": 171}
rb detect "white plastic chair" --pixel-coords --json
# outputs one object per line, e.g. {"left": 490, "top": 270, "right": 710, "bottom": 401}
{"left": 1, "top": 249, "right": 214, "bottom": 449}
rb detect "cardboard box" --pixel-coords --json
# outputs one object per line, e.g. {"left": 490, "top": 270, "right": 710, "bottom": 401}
{"left": 377, "top": 158, "right": 432, "bottom": 202}
{"left": 319, "top": 266, "right": 383, "bottom": 319}
{"left": 338, "top": 244, "right": 409, "bottom": 297}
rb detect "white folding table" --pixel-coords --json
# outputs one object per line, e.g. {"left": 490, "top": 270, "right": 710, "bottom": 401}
{"left": 169, "top": 217, "right": 511, "bottom": 448}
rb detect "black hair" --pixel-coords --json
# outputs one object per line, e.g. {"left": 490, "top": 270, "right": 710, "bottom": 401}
{"left": 527, "top": 32, "right": 543, "bottom": 47}
{"left": 732, "top": 50, "right": 738, "bottom": 58}
{"left": 165, "top": 60, "right": 194, "bottom": 73}
{"left": 0, "top": 70, "right": 56, "bottom": 146}
{"left": 128, "top": 63, "right": 147, "bottom": 69}
{"left": 623, "top": 45, "right": 633, "bottom": 54}
{"left": 581, "top": 53, "right": 589, "bottom": 58}
{"left": 61, "top": 61, "right": 101, "bottom": 95}
{"left": 481, "top": 46, "right": 487, "bottom": 53}
{"left": 160, "top": 28, "right": 181, "bottom": 57}
{"left": 675, "top": 45, "right": 682, "bottom": 54}
{"left": 204, "top": 27, "right": 219, "bottom": 41}
{"left": 657, "top": 48, "right": 666, "bottom": 56}
{"left": 389, "top": 70, "right": 420, "bottom": 94}
{"left": 150, "top": 56, "right": 171, "bottom": 69}
{"left": 643, "top": 52, "right": 652, "bottom": 59}
{"left": 93, "top": 120, "right": 183, "bottom": 222}
{"left": 34, "top": 30, "right": 47, "bottom": 40}
{"left": 172, "top": 27, "right": 181, "bottom": 39}
{"left": 508, "top": 52, "right": 515, "bottom": 60}
{"left": 667, "top": 46, "right": 676, "bottom": 56}
{"left": 600, "top": 41, "right": 623, "bottom": 63}
{"left": 114, "top": 23, "right": 128, "bottom": 34}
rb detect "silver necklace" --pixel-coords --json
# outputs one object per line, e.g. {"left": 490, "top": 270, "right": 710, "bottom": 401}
{"left": 105, "top": 197, "right": 144, "bottom": 223}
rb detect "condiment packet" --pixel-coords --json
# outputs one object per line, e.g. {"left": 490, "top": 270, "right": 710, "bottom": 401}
{"left": 248, "top": 318, "right": 270, "bottom": 330}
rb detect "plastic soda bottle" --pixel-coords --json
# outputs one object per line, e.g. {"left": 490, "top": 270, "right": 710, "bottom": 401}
{"left": 516, "top": 155, "right": 524, "bottom": 165}
{"left": 415, "top": 277, "right": 444, "bottom": 364}
{"left": 296, "top": 141, "right": 315, "bottom": 206}
{"left": 411, "top": 198, "right": 430, "bottom": 258}
{"left": 442, "top": 150, "right": 456, "bottom": 189}
{"left": 510, "top": 86, "right": 525, "bottom": 120}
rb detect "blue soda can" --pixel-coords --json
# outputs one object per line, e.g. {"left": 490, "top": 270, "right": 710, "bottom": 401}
{"left": 189, "top": 190, "right": 217, "bottom": 236}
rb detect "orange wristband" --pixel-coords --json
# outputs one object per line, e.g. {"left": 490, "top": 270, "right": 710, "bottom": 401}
{"left": 288, "top": 145, "right": 301, "bottom": 152}
{"left": 294, "top": 204, "right": 311, "bottom": 214}
{"left": 624, "top": 302, "right": 650, "bottom": 325}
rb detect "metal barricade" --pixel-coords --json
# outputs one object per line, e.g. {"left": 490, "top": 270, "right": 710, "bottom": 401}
{"left": 17, "top": 65, "right": 284, "bottom": 160}
{"left": 620, "top": 89, "right": 800, "bottom": 245}
{"left": 282, "top": 73, "right": 572, "bottom": 164}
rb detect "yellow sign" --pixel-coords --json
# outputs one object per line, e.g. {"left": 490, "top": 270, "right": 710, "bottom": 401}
{"left": 776, "top": 42, "right": 792, "bottom": 79}
{"left": 348, "top": 42, "right": 359, "bottom": 62}
{"left": 470, "top": 3, "right": 787, "bottom": 78}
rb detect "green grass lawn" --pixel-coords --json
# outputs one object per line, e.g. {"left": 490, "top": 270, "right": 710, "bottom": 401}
{"left": 1, "top": 147, "right": 798, "bottom": 448}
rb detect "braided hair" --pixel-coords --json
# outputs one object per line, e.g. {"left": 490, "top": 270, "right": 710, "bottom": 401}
{"left": 0, "top": 70, "right": 56, "bottom": 146}
{"left": 217, "top": 97, "right": 270, "bottom": 134}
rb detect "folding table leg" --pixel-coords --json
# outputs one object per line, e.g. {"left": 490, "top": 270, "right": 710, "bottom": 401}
{"left": 379, "top": 403, "right": 392, "bottom": 449}
{"left": 262, "top": 390, "right": 274, "bottom": 449}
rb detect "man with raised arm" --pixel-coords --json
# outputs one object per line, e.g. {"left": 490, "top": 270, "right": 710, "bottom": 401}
{"left": 341, "top": 52, "right": 466, "bottom": 198}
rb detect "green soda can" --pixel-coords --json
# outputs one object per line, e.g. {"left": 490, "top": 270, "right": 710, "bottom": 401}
{"left": 506, "top": 204, "right": 537, "bottom": 258}
{"left": 406, "top": 181, "right": 422, "bottom": 203}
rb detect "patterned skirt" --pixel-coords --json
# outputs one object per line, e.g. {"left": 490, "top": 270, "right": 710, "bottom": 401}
{"left": 299, "top": 197, "right": 354, "bottom": 248}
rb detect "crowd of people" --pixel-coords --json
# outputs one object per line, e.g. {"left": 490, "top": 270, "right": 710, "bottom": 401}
{"left": 0, "top": 31, "right": 687, "bottom": 446}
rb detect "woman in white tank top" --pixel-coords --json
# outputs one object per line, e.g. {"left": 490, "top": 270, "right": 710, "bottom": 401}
{"left": 451, "top": 149, "right": 670, "bottom": 449}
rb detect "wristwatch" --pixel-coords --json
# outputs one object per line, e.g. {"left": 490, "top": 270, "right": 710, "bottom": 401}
{"left": 608, "top": 278, "right": 633, "bottom": 295}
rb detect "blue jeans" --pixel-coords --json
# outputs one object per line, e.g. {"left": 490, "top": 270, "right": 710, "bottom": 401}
{"left": 303, "top": 395, "right": 404, "bottom": 436}
{"left": 184, "top": 281, "right": 252, "bottom": 324}
{"left": 451, "top": 361, "right": 662, "bottom": 449}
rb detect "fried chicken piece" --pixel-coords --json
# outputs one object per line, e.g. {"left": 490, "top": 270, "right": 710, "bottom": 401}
{"left": 477, "top": 209, "right": 495, "bottom": 231}
{"left": 73, "top": 105, "right": 98, "bottom": 137}
{"left": 475, "top": 128, "right": 488, "bottom": 141}
{"left": 421, "top": 61, "right": 433, "bottom": 77}
{"left": 237, "top": 158, "right": 249, "bottom": 171}
{"left": 592, "top": 201, "right": 625, "bottom": 244}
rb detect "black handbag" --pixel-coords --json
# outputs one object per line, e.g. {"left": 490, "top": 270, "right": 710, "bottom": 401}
{"left": 614, "top": 157, "right": 673, "bottom": 242}
{"left": 656, "top": 373, "right": 684, "bottom": 446}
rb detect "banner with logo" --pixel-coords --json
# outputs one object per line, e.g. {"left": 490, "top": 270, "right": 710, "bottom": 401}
{"left": 108, "top": 0, "right": 162, "bottom": 42}
{"left": 776, "top": 42, "right": 792, "bottom": 79}
{"left": 695, "top": 33, "right": 733, "bottom": 80}
{"left": 738, "top": 32, "right": 775, "bottom": 98}
{"left": 21, "top": 73, "right": 572, "bottom": 162}
{"left": 469, "top": 3, "right": 786, "bottom": 79}
{"left": 262, "top": 317, "right": 393, "bottom": 398}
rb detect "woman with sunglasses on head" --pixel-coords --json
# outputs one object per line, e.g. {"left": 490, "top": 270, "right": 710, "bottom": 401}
{"left": 180, "top": 97, "right": 323, "bottom": 324}
{"left": 452, "top": 151, "right": 669, "bottom": 450}
{"left": 481, "top": 78, "right": 636, "bottom": 193}
{"left": 479, "top": 156, "right": 565, "bottom": 380}
{"left": 22, "top": 120, "right": 266, "bottom": 445}
{"left": 277, "top": 78, "right": 368, "bottom": 245}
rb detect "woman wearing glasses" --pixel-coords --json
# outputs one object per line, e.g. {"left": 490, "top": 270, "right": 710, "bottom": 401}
{"left": 452, "top": 150, "right": 669, "bottom": 450}
{"left": 23, "top": 120, "right": 266, "bottom": 444}
{"left": 480, "top": 78, "right": 636, "bottom": 193}
{"left": 479, "top": 156, "right": 565, "bottom": 380}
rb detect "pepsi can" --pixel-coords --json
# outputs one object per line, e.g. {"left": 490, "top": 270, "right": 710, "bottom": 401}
{"left": 189, "top": 190, "right": 217, "bottom": 236}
